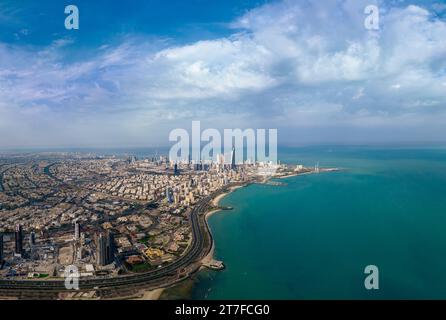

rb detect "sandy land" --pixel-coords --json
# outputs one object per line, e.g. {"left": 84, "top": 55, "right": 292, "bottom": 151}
{"left": 277, "top": 167, "right": 341, "bottom": 180}
{"left": 212, "top": 194, "right": 227, "bottom": 207}
{"left": 277, "top": 172, "right": 315, "bottom": 179}
{"left": 201, "top": 185, "right": 245, "bottom": 267}
{"left": 133, "top": 288, "right": 165, "bottom": 300}
{"left": 200, "top": 209, "right": 221, "bottom": 266}
{"left": 277, "top": 173, "right": 301, "bottom": 179}
{"left": 211, "top": 185, "right": 243, "bottom": 207}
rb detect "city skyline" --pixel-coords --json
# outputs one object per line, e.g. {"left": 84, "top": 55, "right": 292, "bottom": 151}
{"left": 1, "top": 0, "right": 446, "bottom": 148}
{"left": 2, "top": 0, "right": 446, "bottom": 305}
{"left": 0, "top": 148, "right": 306, "bottom": 299}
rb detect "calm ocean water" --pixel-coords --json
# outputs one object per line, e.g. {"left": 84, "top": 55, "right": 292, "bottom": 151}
{"left": 191, "top": 145, "right": 446, "bottom": 299}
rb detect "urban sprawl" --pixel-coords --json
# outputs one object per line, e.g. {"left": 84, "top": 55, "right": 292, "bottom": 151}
{"left": 0, "top": 150, "right": 325, "bottom": 299}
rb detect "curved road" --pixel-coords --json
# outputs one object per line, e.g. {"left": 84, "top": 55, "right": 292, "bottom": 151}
{"left": 0, "top": 185, "right": 237, "bottom": 296}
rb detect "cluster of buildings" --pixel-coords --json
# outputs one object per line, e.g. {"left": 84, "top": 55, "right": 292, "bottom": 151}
{"left": 88, "top": 168, "right": 245, "bottom": 206}
{"left": 0, "top": 151, "right": 285, "bottom": 279}
{"left": 0, "top": 224, "right": 29, "bottom": 271}
{"left": 0, "top": 221, "right": 118, "bottom": 277}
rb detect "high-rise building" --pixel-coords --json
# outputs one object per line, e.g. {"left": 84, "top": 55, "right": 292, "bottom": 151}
{"left": 0, "top": 234, "right": 3, "bottom": 263}
{"left": 98, "top": 233, "right": 106, "bottom": 266}
{"left": 29, "top": 231, "right": 36, "bottom": 247}
{"left": 166, "top": 187, "right": 173, "bottom": 203}
{"left": 231, "top": 147, "right": 236, "bottom": 170}
{"left": 15, "top": 224, "right": 23, "bottom": 256}
{"left": 98, "top": 231, "right": 115, "bottom": 266}
{"left": 74, "top": 221, "right": 80, "bottom": 241}
{"left": 174, "top": 163, "right": 179, "bottom": 175}
{"left": 106, "top": 232, "right": 115, "bottom": 264}
{"left": 77, "top": 246, "right": 83, "bottom": 262}
{"left": 80, "top": 232, "right": 86, "bottom": 246}
{"left": 129, "top": 156, "right": 137, "bottom": 164}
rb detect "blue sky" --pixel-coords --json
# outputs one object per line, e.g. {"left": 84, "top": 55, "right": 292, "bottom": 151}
{"left": 0, "top": 0, "right": 267, "bottom": 46}
{"left": 1, "top": 0, "right": 446, "bottom": 147}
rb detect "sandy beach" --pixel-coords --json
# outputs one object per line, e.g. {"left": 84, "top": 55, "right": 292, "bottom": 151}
{"left": 277, "top": 168, "right": 340, "bottom": 179}
{"left": 200, "top": 185, "right": 245, "bottom": 266}
{"left": 277, "top": 173, "right": 301, "bottom": 179}
{"left": 211, "top": 185, "right": 243, "bottom": 207}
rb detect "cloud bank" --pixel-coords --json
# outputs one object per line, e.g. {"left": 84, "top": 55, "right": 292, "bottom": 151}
{"left": 1, "top": 0, "right": 446, "bottom": 147}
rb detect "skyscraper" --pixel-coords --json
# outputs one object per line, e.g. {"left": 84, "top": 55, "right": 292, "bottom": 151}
{"left": 0, "top": 234, "right": 3, "bottom": 263}
{"left": 166, "top": 187, "right": 174, "bottom": 203}
{"left": 15, "top": 224, "right": 23, "bottom": 256}
{"left": 106, "top": 232, "right": 115, "bottom": 264}
{"left": 231, "top": 147, "right": 236, "bottom": 170}
{"left": 98, "top": 231, "right": 115, "bottom": 266}
{"left": 74, "top": 221, "right": 80, "bottom": 241}
{"left": 98, "top": 233, "right": 107, "bottom": 266}
{"left": 29, "top": 231, "right": 36, "bottom": 246}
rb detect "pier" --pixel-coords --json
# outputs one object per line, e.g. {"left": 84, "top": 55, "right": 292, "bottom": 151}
{"left": 202, "top": 259, "right": 225, "bottom": 271}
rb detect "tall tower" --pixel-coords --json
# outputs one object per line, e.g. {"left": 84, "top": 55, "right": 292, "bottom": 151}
{"left": 231, "top": 147, "right": 236, "bottom": 170}
{"left": 98, "top": 233, "right": 107, "bottom": 266}
{"left": 0, "top": 234, "right": 4, "bottom": 263}
{"left": 74, "top": 221, "right": 80, "bottom": 241}
{"left": 15, "top": 224, "right": 23, "bottom": 256}
{"left": 106, "top": 232, "right": 115, "bottom": 264}
{"left": 174, "top": 163, "right": 178, "bottom": 175}
{"left": 29, "top": 231, "right": 36, "bottom": 246}
{"left": 219, "top": 153, "right": 225, "bottom": 171}
{"left": 98, "top": 231, "right": 115, "bottom": 266}
{"left": 166, "top": 187, "right": 173, "bottom": 203}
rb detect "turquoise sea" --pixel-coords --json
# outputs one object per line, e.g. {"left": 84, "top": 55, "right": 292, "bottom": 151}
{"left": 191, "top": 146, "right": 446, "bottom": 299}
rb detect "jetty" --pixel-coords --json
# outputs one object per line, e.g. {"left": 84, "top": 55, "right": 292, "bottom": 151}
{"left": 202, "top": 259, "right": 225, "bottom": 271}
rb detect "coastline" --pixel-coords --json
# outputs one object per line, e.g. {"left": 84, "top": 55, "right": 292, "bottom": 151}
{"left": 277, "top": 172, "right": 314, "bottom": 179}
{"left": 94, "top": 169, "right": 339, "bottom": 299}
{"left": 197, "top": 169, "right": 342, "bottom": 271}
{"left": 187, "top": 169, "right": 338, "bottom": 299}
{"left": 133, "top": 288, "right": 165, "bottom": 300}
{"left": 278, "top": 168, "right": 341, "bottom": 179}
{"left": 0, "top": 168, "right": 340, "bottom": 300}
{"left": 159, "top": 184, "right": 246, "bottom": 300}
{"left": 200, "top": 185, "right": 245, "bottom": 267}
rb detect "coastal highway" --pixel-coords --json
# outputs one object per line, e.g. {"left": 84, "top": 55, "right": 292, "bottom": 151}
{"left": 0, "top": 184, "right": 238, "bottom": 296}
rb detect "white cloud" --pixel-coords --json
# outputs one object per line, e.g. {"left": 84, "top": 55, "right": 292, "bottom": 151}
{"left": 147, "top": 37, "right": 277, "bottom": 99}
{"left": 352, "top": 87, "right": 365, "bottom": 100}
{"left": 1, "top": 0, "right": 446, "bottom": 147}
